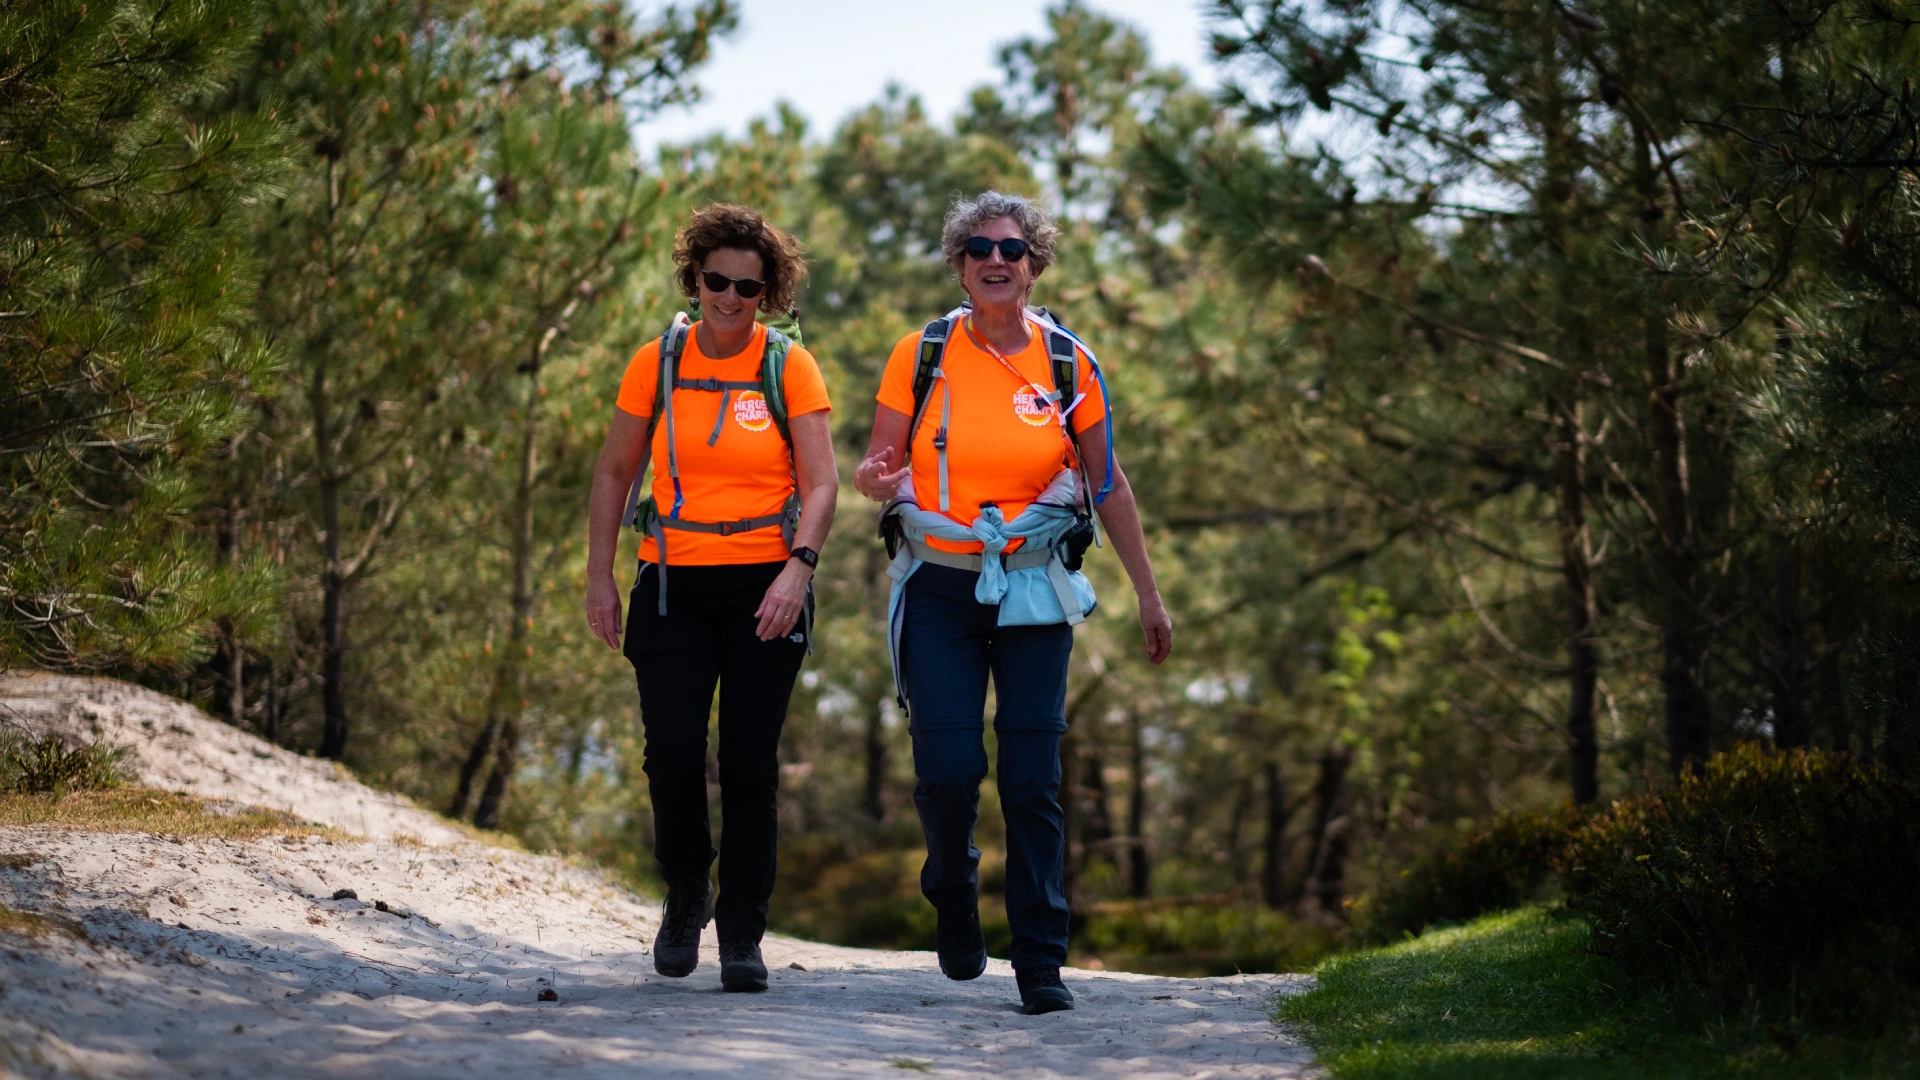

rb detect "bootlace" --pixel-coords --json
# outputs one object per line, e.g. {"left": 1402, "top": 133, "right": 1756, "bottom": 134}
{"left": 1017, "top": 965, "right": 1064, "bottom": 991}
{"left": 720, "top": 939, "right": 760, "bottom": 963}
{"left": 937, "top": 906, "right": 982, "bottom": 951}
{"left": 658, "top": 881, "right": 706, "bottom": 947}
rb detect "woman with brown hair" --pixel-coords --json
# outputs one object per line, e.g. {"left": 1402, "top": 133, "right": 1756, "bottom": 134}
{"left": 585, "top": 204, "right": 836, "bottom": 993}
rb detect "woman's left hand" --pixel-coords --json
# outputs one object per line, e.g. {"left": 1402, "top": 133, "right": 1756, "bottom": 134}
{"left": 754, "top": 560, "right": 813, "bottom": 642}
{"left": 1138, "top": 591, "right": 1174, "bottom": 665}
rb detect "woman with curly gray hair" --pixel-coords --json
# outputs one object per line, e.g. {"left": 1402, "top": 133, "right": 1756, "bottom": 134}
{"left": 853, "top": 191, "right": 1173, "bottom": 1014}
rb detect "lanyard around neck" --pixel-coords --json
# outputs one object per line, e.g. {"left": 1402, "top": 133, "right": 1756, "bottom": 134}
{"left": 962, "top": 316, "right": 1079, "bottom": 461}
{"left": 964, "top": 317, "right": 1051, "bottom": 411}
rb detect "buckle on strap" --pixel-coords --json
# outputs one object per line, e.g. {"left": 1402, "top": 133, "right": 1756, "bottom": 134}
{"left": 674, "top": 377, "right": 757, "bottom": 393}
{"left": 716, "top": 518, "right": 748, "bottom": 536}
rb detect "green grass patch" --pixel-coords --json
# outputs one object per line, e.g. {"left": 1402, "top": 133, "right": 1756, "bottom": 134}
{"left": 1280, "top": 908, "right": 1919, "bottom": 1079}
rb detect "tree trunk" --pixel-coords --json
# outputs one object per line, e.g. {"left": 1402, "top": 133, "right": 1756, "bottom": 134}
{"left": 319, "top": 473, "right": 348, "bottom": 759}
{"left": 470, "top": 304, "right": 575, "bottom": 828}
{"left": 1555, "top": 400, "right": 1600, "bottom": 803}
{"left": 449, "top": 715, "right": 498, "bottom": 820}
{"left": 863, "top": 693, "right": 888, "bottom": 822}
{"left": 1645, "top": 315, "right": 1712, "bottom": 774}
{"left": 1126, "top": 709, "right": 1148, "bottom": 899}
{"left": 316, "top": 154, "right": 349, "bottom": 762}
{"left": 263, "top": 654, "right": 279, "bottom": 745}
{"left": 1260, "top": 759, "right": 1289, "bottom": 906}
{"left": 1770, "top": 547, "right": 1809, "bottom": 748}
{"left": 227, "top": 627, "right": 245, "bottom": 730}
{"left": 1299, "top": 746, "right": 1352, "bottom": 914}
{"left": 473, "top": 716, "right": 519, "bottom": 830}
{"left": 1080, "top": 745, "right": 1113, "bottom": 871}
{"left": 1225, "top": 777, "right": 1251, "bottom": 889}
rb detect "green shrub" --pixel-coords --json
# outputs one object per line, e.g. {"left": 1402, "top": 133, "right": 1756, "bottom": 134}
{"left": 1076, "top": 899, "right": 1342, "bottom": 976}
{"left": 1561, "top": 745, "right": 1920, "bottom": 1030}
{"left": 1360, "top": 801, "right": 1584, "bottom": 942}
{"left": 0, "top": 734, "right": 131, "bottom": 794}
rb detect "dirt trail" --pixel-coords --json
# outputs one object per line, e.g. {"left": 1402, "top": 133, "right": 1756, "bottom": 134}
{"left": 0, "top": 673, "right": 1320, "bottom": 1079}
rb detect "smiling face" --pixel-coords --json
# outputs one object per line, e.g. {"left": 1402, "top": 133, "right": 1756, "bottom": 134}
{"left": 959, "top": 216, "right": 1038, "bottom": 312}
{"left": 696, "top": 246, "right": 766, "bottom": 336}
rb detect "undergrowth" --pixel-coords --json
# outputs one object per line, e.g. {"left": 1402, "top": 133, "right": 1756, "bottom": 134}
{"left": 0, "top": 734, "right": 130, "bottom": 794}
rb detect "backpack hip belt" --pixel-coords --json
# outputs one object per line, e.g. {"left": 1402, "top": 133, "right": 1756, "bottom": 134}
{"left": 895, "top": 536, "right": 1055, "bottom": 574}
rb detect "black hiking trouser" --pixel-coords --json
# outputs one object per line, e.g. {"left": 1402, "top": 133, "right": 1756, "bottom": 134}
{"left": 898, "top": 562, "right": 1074, "bottom": 971}
{"left": 623, "top": 560, "right": 806, "bottom": 945}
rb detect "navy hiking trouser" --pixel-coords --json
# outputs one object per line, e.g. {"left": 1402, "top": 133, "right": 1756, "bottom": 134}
{"left": 624, "top": 560, "right": 805, "bottom": 945}
{"left": 899, "top": 562, "right": 1074, "bottom": 971}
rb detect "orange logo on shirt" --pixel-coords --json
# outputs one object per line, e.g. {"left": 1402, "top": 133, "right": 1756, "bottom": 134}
{"left": 1012, "top": 385, "right": 1055, "bottom": 427}
{"left": 733, "top": 390, "right": 772, "bottom": 432}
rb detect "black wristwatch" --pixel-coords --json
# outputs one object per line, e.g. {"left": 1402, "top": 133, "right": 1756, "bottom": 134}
{"left": 789, "top": 546, "right": 819, "bottom": 569}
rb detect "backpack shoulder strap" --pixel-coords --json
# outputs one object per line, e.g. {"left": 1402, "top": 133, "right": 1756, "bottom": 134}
{"left": 759, "top": 325, "right": 793, "bottom": 445}
{"left": 1045, "top": 328, "right": 1078, "bottom": 416}
{"left": 626, "top": 313, "right": 692, "bottom": 529}
{"left": 907, "top": 316, "right": 953, "bottom": 444}
{"left": 647, "top": 314, "right": 693, "bottom": 438}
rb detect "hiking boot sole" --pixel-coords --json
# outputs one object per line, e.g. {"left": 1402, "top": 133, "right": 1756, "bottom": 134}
{"left": 1022, "top": 987, "right": 1074, "bottom": 1015}
{"left": 938, "top": 948, "right": 987, "bottom": 981}
{"left": 720, "top": 960, "right": 769, "bottom": 992}
{"left": 654, "top": 945, "right": 700, "bottom": 978}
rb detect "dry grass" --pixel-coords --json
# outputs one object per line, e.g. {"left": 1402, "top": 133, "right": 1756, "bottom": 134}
{"left": 0, "top": 787, "right": 347, "bottom": 841}
{"left": 0, "top": 904, "right": 88, "bottom": 943}
{"left": 437, "top": 817, "right": 528, "bottom": 852}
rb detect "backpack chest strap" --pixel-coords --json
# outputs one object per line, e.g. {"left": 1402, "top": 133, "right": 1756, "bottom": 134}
{"left": 674, "top": 377, "right": 761, "bottom": 392}
{"left": 673, "top": 373, "right": 765, "bottom": 447}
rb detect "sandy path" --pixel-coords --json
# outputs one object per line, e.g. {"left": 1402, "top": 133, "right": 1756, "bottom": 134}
{"left": 0, "top": 675, "right": 1320, "bottom": 1078}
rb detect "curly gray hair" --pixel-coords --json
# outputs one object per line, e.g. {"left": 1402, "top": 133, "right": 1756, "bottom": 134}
{"left": 940, "top": 191, "right": 1060, "bottom": 277}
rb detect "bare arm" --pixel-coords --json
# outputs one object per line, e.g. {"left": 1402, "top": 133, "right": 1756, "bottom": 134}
{"left": 1076, "top": 420, "right": 1173, "bottom": 665}
{"left": 585, "top": 408, "right": 652, "bottom": 650}
{"left": 752, "top": 410, "right": 838, "bottom": 641}
{"left": 853, "top": 404, "right": 912, "bottom": 503}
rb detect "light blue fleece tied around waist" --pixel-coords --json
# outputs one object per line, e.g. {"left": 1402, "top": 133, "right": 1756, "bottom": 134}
{"left": 882, "top": 469, "right": 1098, "bottom": 709}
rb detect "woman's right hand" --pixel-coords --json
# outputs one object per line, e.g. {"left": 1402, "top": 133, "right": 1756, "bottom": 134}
{"left": 854, "top": 446, "right": 910, "bottom": 504}
{"left": 586, "top": 573, "right": 623, "bottom": 650}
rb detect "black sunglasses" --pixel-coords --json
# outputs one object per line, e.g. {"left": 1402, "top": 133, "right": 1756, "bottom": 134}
{"left": 962, "top": 236, "right": 1031, "bottom": 262}
{"left": 700, "top": 269, "right": 766, "bottom": 299}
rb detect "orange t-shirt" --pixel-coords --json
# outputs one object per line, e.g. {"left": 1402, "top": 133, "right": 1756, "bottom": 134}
{"left": 615, "top": 320, "right": 831, "bottom": 565}
{"left": 876, "top": 318, "right": 1107, "bottom": 554}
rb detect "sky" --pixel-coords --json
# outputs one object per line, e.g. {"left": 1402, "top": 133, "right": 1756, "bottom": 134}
{"left": 635, "top": 1, "right": 1223, "bottom": 148}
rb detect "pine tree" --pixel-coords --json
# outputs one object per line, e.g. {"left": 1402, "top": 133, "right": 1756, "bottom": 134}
{"left": 217, "top": 0, "right": 734, "bottom": 761}
{"left": 0, "top": 0, "right": 284, "bottom": 671}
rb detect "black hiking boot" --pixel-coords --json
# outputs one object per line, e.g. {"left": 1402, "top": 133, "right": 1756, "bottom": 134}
{"left": 935, "top": 905, "right": 987, "bottom": 981}
{"left": 1015, "top": 965, "right": 1074, "bottom": 1015}
{"left": 653, "top": 875, "right": 712, "bottom": 978}
{"left": 719, "top": 938, "right": 769, "bottom": 993}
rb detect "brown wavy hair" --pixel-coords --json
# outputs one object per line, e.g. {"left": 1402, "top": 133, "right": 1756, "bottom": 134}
{"left": 671, "top": 203, "right": 808, "bottom": 314}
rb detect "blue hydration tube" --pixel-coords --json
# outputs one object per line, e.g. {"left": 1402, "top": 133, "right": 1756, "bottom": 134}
{"left": 1045, "top": 320, "right": 1117, "bottom": 504}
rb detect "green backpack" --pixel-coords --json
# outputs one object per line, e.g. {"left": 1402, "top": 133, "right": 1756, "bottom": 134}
{"left": 623, "top": 311, "right": 803, "bottom": 616}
